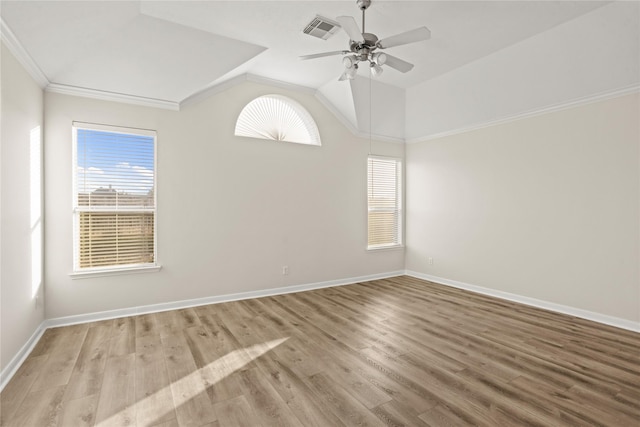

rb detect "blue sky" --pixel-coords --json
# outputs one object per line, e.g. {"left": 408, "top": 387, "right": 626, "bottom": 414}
{"left": 76, "top": 129, "right": 154, "bottom": 194}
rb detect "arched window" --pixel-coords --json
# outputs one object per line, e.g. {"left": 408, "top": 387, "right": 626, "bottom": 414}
{"left": 235, "top": 95, "right": 321, "bottom": 146}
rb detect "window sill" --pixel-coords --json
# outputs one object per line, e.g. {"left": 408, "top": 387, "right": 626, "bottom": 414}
{"left": 70, "top": 264, "right": 162, "bottom": 280}
{"left": 367, "top": 244, "right": 405, "bottom": 252}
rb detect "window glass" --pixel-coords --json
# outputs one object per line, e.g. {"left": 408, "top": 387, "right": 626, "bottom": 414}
{"left": 368, "top": 156, "right": 402, "bottom": 249}
{"left": 72, "top": 123, "right": 157, "bottom": 272}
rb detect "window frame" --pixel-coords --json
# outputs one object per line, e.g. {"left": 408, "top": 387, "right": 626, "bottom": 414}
{"left": 367, "top": 155, "right": 404, "bottom": 251}
{"left": 70, "top": 122, "right": 160, "bottom": 278}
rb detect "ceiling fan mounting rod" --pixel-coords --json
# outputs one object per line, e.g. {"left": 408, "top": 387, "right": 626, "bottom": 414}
{"left": 357, "top": 0, "right": 371, "bottom": 33}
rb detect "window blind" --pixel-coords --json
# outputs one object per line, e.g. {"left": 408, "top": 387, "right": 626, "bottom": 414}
{"left": 234, "top": 95, "right": 321, "bottom": 146}
{"left": 73, "top": 124, "right": 156, "bottom": 271}
{"left": 368, "top": 156, "right": 402, "bottom": 249}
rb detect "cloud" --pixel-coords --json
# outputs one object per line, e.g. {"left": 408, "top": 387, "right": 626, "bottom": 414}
{"left": 77, "top": 164, "right": 154, "bottom": 194}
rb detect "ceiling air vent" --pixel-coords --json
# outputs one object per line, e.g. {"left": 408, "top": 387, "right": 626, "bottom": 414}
{"left": 303, "top": 15, "right": 341, "bottom": 40}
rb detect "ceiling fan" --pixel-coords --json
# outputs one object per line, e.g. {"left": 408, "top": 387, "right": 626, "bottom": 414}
{"left": 300, "top": 0, "right": 431, "bottom": 81}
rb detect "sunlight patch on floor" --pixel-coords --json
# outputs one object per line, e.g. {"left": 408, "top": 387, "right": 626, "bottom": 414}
{"left": 95, "top": 337, "right": 289, "bottom": 426}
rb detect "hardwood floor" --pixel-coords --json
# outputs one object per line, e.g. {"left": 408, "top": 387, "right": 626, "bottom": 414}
{"left": 1, "top": 276, "right": 639, "bottom": 426}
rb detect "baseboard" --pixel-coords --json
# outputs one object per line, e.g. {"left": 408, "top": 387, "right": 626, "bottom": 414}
{"left": 0, "top": 270, "right": 403, "bottom": 392}
{"left": 5, "top": 268, "right": 634, "bottom": 392}
{"left": 46, "top": 270, "right": 405, "bottom": 328}
{"left": 405, "top": 270, "right": 640, "bottom": 333}
{"left": 0, "top": 322, "right": 47, "bottom": 392}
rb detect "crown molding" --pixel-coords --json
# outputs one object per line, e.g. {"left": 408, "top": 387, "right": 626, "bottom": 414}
{"left": 179, "top": 74, "right": 248, "bottom": 108}
{"left": 2, "top": 18, "right": 178, "bottom": 110}
{"left": 180, "top": 72, "right": 405, "bottom": 143}
{"left": 406, "top": 84, "right": 640, "bottom": 144}
{"left": 0, "top": 18, "right": 49, "bottom": 88}
{"left": 6, "top": 15, "right": 631, "bottom": 145}
{"left": 246, "top": 73, "right": 317, "bottom": 95}
{"left": 180, "top": 73, "right": 317, "bottom": 108}
{"left": 3, "top": 13, "right": 638, "bottom": 144}
{"left": 185, "top": 78, "right": 639, "bottom": 145}
{"left": 46, "top": 83, "right": 180, "bottom": 111}
{"left": 1, "top": 17, "right": 180, "bottom": 111}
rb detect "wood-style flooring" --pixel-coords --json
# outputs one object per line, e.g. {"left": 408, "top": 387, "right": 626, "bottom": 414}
{"left": 1, "top": 276, "right": 639, "bottom": 426}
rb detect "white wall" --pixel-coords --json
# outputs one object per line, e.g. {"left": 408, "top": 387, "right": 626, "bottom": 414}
{"left": 44, "top": 81, "right": 404, "bottom": 319}
{"left": 0, "top": 43, "right": 45, "bottom": 373}
{"left": 405, "top": 1, "right": 640, "bottom": 141}
{"left": 406, "top": 93, "right": 639, "bottom": 324}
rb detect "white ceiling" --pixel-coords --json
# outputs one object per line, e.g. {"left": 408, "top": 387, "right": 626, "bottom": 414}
{"left": 2, "top": 0, "right": 608, "bottom": 102}
{"left": 3, "top": 1, "right": 637, "bottom": 142}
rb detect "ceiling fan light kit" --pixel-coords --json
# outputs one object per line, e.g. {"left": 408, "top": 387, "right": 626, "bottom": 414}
{"left": 301, "top": 0, "right": 431, "bottom": 81}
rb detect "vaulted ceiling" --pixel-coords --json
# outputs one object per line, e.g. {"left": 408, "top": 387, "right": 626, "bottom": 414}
{"left": 2, "top": 1, "right": 638, "bottom": 141}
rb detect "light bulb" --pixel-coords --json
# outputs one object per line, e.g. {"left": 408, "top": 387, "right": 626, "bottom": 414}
{"left": 370, "top": 63, "right": 383, "bottom": 77}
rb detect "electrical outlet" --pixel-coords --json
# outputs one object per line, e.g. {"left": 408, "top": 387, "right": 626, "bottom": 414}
{"left": 282, "top": 266, "right": 289, "bottom": 275}
{"left": 428, "top": 257, "right": 434, "bottom": 266}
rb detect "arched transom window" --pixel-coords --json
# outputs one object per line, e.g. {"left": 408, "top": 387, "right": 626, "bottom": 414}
{"left": 234, "top": 95, "right": 321, "bottom": 146}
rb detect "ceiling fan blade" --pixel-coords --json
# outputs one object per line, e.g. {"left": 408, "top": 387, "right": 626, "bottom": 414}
{"left": 384, "top": 54, "right": 414, "bottom": 73}
{"left": 300, "top": 50, "right": 348, "bottom": 60}
{"left": 377, "top": 26, "right": 431, "bottom": 49}
{"left": 336, "top": 16, "right": 364, "bottom": 43}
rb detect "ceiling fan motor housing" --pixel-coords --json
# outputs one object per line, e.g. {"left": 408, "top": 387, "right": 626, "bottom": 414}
{"left": 350, "top": 32, "right": 379, "bottom": 56}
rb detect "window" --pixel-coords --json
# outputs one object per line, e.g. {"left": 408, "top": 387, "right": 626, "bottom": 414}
{"left": 235, "top": 95, "right": 321, "bottom": 146}
{"left": 72, "top": 122, "right": 157, "bottom": 275}
{"left": 368, "top": 156, "right": 402, "bottom": 249}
